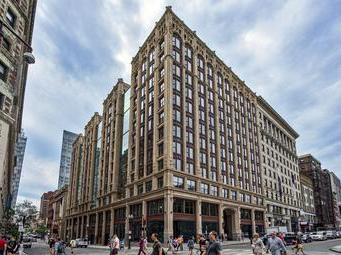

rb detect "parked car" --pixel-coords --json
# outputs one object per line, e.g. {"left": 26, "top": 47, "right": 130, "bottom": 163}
{"left": 75, "top": 238, "right": 88, "bottom": 248}
{"left": 326, "top": 230, "right": 337, "bottom": 239}
{"left": 283, "top": 233, "right": 297, "bottom": 245}
{"left": 302, "top": 233, "right": 312, "bottom": 243}
{"left": 22, "top": 237, "right": 32, "bottom": 248}
{"left": 310, "top": 231, "right": 327, "bottom": 241}
{"left": 336, "top": 231, "right": 341, "bottom": 238}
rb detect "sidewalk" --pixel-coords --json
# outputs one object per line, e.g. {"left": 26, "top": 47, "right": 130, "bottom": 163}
{"left": 88, "top": 239, "right": 251, "bottom": 251}
{"left": 330, "top": 245, "right": 341, "bottom": 253}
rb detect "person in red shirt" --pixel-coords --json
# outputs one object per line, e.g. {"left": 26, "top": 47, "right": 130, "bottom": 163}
{"left": 0, "top": 234, "right": 7, "bottom": 255}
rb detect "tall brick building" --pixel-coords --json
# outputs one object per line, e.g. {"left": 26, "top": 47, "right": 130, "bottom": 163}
{"left": 66, "top": 80, "right": 129, "bottom": 244}
{"left": 298, "top": 154, "right": 338, "bottom": 228}
{"left": 0, "top": 0, "right": 37, "bottom": 218}
{"left": 64, "top": 7, "right": 317, "bottom": 244}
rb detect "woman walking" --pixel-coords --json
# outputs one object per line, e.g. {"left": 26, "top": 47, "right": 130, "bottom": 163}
{"left": 251, "top": 233, "right": 265, "bottom": 255}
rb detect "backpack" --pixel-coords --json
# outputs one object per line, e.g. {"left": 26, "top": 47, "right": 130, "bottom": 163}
{"left": 7, "top": 240, "right": 18, "bottom": 251}
{"left": 57, "top": 242, "right": 65, "bottom": 253}
{"left": 188, "top": 240, "right": 194, "bottom": 249}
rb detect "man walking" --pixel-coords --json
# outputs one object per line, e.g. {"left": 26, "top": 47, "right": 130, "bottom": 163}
{"left": 206, "top": 231, "right": 222, "bottom": 255}
{"left": 55, "top": 238, "right": 66, "bottom": 255}
{"left": 151, "top": 233, "right": 163, "bottom": 255}
{"left": 266, "top": 232, "right": 286, "bottom": 255}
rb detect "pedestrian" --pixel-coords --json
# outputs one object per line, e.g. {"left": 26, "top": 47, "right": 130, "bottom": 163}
{"left": 48, "top": 237, "right": 56, "bottom": 255}
{"left": 0, "top": 234, "right": 6, "bottom": 255}
{"left": 70, "top": 239, "right": 77, "bottom": 254}
{"left": 251, "top": 233, "right": 265, "bottom": 255}
{"left": 6, "top": 236, "right": 19, "bottom": 255}
{"left": 187, "top": 236, "right": 195, "bottom": 255}
{"left": 138, "top": 235, "right": 147, "bottom": 255}
{"left": 110, "top": 234, "right": 120, "bottom": 255}
{"left": 167, "top": 235, "right": 175, "bottom": 254}
{"left": 151, "top": 233, "right": 164, "bottom": 255}
{"left": 266, "top": 232, "right": 286, "bottom": 255}
{"left": 173, "top": 237, "right": 179, "bottom": 251}
{"left": 206, "top": 231, "right": 222, "bottom": 255}
{"left": 179, "top": 235, "right": 184, "bottom": 251}
{"left": 55, "top": 238, "right": 66, "bottom": 255}
{"left": 292, "top": 235, "right": 305, "bottom": 255}
{"left": 199, "top": 234, "right": 207, "bottom": 255}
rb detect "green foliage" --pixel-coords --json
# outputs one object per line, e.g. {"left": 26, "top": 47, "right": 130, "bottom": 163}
{"left": 0, "top": 208, "right": 19, "bottom": 238}
{"left": 15, "top": 200, "right": 38, "bottom": 228}
{"left": 35, "top": 224, "right": 48, "bottom": 236}
{"left": 0, "top": 200, "right": 39, "bottom": 237}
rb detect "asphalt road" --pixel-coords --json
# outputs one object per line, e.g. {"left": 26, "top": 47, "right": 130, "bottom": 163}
{"left": 24, "top": 238, "right": 341, "bottom": 255}
{"left": 227, "top": 238, "right": 341, "bottom": 254}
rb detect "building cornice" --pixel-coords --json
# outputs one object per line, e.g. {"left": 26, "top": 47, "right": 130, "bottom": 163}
{"left": 258, "top": 96, "right": 299, "bottom": 139}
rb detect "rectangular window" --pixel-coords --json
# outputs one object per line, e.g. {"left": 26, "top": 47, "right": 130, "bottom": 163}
{"left": 2, "top": 38, "right": 11, "bottom": 51}
{"left": 0, "top": 62, "right": 8, "bottom": 81}
{"left": 137, "top": 184, "right": 143, "bottom": 195}
{"left": 157, "top": 177, "right": 163, "bottom": 188}
{"left": 159, "top": 96, "right": 165, "bottom": 108}
{"left": 187, "top": 179, "right": 196, "bottom": 191}
{"left": 146, "top": 181, "right": 152, "bottom": 192}
{"left": 201, "top": 183, "right": 209, "bottom": 194}
{"left": 158, "top": 143, "right": 164, "bottom": 156}
{"left": 173, "top": 176, "right": 184, "bottom": 189}
{"left": 6, "top": 8, "right": 16, "bottom": 27}
{"left": 211, "top": 186, "right": 218, "bottom": 196}
{"left": 222, "top": 188, "right": 229, "bottom": 198}
{"left": 231, "top": 191, "right": 237, "bottom": 200}
{"left": 158, "top": 159, "right": 163, "bottom": 171}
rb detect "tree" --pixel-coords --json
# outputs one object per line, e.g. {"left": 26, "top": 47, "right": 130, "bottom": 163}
{"left": 35, "top": 224, "right": 48, "bottom": 236}
{"left": 0, "top": 200, "right": 39, "bottom": 238}
{"left": 15, "top": 200, "right": 39, "bottom": 229}
{"left": 0, "top": 208, "right": 19, "bottom": 238}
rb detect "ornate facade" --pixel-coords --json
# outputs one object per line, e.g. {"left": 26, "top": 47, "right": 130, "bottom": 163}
{"left": 0, "top": 0, "right": 37, "bottom": 219}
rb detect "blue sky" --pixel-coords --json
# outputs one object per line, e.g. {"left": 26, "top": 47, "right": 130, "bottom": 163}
{"left": 17, "top": 0, "right": 341, "bottom": 206}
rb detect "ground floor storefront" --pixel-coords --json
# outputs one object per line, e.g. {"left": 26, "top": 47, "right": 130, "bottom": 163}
{"left": 64, "top": 192, "right": 265, "bottom": 244}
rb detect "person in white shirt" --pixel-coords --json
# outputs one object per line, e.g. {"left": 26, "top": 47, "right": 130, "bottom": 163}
{"left": 110, "top": 235, "right": 120, "bottom": 255}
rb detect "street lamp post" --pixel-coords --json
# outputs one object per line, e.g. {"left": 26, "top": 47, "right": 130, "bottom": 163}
{"left": 128, "top": 214, "right": 134, "bottom": 249}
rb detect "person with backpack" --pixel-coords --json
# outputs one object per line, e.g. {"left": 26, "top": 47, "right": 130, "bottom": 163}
{"left": 151, "top": 233, "right": 164, "bottom": 255}
{"left": 6, "top": 236, "right": 19, "bottom": 255}
{"left": 55, "top": 238, "right": 66, "bottom": 255}
{"left": 187, "top": 236, "right": 195, "bottom": 255}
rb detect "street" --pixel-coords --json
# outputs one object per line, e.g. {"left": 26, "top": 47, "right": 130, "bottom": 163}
{"left": 24, "top": 239, "right": 341, "bottom": 255}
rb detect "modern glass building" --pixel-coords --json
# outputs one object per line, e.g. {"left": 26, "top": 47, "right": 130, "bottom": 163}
{"left": 58, "top": 130, "right": 78, "bottom": 189}
{"left": 10, "top": 131, "right": 27, "bottom": 208}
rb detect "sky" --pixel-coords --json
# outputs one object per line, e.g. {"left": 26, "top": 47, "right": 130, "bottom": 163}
{"left": 17, "top": 0, "right": 341, "bottom": 207}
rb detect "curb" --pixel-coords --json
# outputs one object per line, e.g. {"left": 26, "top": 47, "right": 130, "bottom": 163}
{"left": 330, "top": 248, "right": 341, "bottom": 254}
